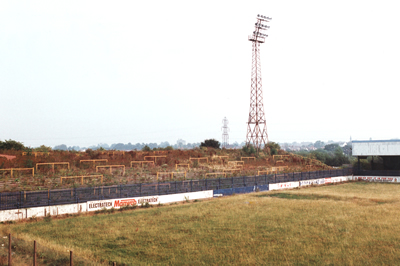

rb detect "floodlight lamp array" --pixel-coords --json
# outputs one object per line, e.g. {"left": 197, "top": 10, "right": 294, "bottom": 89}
{"left": 257, "top": 14, "right": 272, "bottom": 20}
{"left": 253, "top": 31, "right": 268, "bottom": 37}
{"left": 255, "top": 23, "right": 270, "bottom": 29}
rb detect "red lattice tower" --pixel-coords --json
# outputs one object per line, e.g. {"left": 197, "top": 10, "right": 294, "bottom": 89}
{"left": 246, "top": 14, "right": 272, "bottom": 151}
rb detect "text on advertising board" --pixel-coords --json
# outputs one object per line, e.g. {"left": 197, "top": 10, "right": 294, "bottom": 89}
{"left": 355, "top": 176, "right": 396, "bottom": 182}
{"left": 114, "top": 199, "right": 137, "bottom": 208}
{"left": 114, "top": 197, "right": 158, "bottom": 208}
{"left": 88, "top": 201, "right": 113, "bottom": 209}
{"left": 137, "top": 197, "right": 158, "bottom": 204}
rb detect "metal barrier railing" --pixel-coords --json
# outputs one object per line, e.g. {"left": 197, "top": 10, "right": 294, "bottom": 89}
{"left": 0, "top": 168, "right": 352, "bottom": 210}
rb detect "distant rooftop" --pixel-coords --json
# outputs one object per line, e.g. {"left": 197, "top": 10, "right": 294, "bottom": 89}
{"left": 352, "top": 139, "right": 400, "bottom": 143}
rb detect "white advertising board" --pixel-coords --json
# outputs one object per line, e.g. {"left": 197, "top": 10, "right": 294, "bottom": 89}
{"left": 0, "top": 190, "right": 213, "bottom": 222}
{"left": 0, "top": 203, "right": 86, "bottom": 222}
{"left": 87, "top": 190, "right": 214, "bottom": 212}
{"left": 353, "top": 176, "right": 400, "bottom": 183}
{"left": 271, "top": 176, "right": 351, "bottom": 190}
{"left": 325, "top": 176, "right": 350, "bottom": 183}
{"left": 269, "top": 181, "right": 299, "bottom": 191}
{"left": 299, "top": 178, "right": 325, "bottom": 187}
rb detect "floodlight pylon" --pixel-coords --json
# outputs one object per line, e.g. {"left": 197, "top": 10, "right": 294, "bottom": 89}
{"left": 246, "top": 14, "right": 271, "bottom": 151}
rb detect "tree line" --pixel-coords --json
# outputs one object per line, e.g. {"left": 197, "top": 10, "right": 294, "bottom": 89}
{"left": 293, "top": 143, "right": 352, "bottom": 167}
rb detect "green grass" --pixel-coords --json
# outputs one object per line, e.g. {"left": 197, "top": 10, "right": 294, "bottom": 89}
{"left": 263, "top": 192, "right": 335, "bottom": 200}
{"left": 3, "top": 182, "right": 400, "bottom": 265}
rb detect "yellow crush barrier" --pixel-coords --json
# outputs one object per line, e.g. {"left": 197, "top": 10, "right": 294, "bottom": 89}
{"left": 228, "top": 161, "right": 244, "bottom": 165}
{"left": 60, "top": 175, "right": 103, "bottom": 185}
{"left": 189, "top": 157, "right": 209, "bottom": 163}
{"left": 257, "top": 170, "right": 271, "bottom": 175}
{"left": 271, "top": 166, "right": 287, "bottom": 172}
{"left": 156, "top": 171, "right": 186, "bottom": 181}
{"left": 205, "top": 172, "right": 227, "bottom": 178}
{"left": 80, "top": 159, "right": 108, "bottom": 168}
{"left": 100, "top": 151, "right": 125, "bottom": 156}
{"left": 175, "top": 164, "right": 190, "bottom": 170}
{"left": 96, "top": 165, "right": 125, "bottom": 175}
{"left": 0, "top": 168, "right": 35, "bottom": 178}
{"left": 144, "top": 156, "right": 167, "bottom": 162}
{"left": 130, "top": 161, "right": 155, "bottom": 167}
{"left": 257, "top": 166, "right": 288, "bottom": 175}
{"left": 272, "top": 155, "right": 291, "bottom": 160}
{"left": 223, "top": 168, "right": 241, "bottom": 172}
{"left": 22, "top": 152, "right": 48, "bottom": 157}
{"left": 241, "top": 157, "right": 256, "bottom": 161}
{"left": 153, "top": 151, "right": 167, "bottom": 154}
{"left": 36, "top": 162, "right": 70, "bottom": 172}
{"left": 211, "top": 156, "right": 229, "bottom": 161}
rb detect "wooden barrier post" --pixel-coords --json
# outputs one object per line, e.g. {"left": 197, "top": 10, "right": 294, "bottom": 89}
{"left": 33, "top": 240, "right": 36, "bottom": 266}
{"left": 70, "top": 250, "right": 73, "bottom": 266}
{"left": 8, "top": 233, "right": 11, "bottom": 266}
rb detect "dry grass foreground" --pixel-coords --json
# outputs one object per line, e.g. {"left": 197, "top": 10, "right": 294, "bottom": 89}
{"left": 2, "top": 182, "right": 400, "bottom": 265}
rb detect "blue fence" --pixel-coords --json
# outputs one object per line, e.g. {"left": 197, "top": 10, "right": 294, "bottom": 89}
{"left": 0, "top": 168, "right": 352, "bottom": 210}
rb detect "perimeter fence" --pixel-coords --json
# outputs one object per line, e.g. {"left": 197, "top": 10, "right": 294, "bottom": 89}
{"left": 0, "top": 168, "right": 352, "bottom": 210}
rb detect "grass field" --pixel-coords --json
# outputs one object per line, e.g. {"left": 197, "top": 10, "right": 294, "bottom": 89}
{"left": 2, "top": 181, "right": 400, "bottom": 265}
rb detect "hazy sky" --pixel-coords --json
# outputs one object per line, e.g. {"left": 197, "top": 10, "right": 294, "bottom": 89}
{"left": 1, "top": 0, "right": 400, "bottom": 148}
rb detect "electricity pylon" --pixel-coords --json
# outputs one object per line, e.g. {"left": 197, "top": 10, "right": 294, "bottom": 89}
{"left": 222, "top": 117, "right": 229, "bottom": 148}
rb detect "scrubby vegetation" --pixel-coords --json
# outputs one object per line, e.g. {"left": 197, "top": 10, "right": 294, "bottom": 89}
{"left": 0, "top": 143, "right": 334, "bottom": 192}
{"left": 200, "top": 139, "right": 220, "bottom": 149}
{"left": 0, "top": 139, "right": 26, "bottom": 151}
